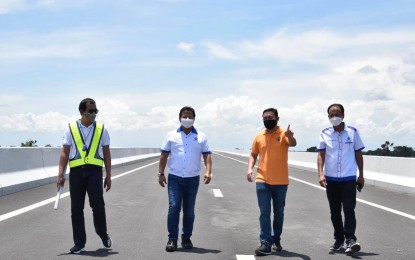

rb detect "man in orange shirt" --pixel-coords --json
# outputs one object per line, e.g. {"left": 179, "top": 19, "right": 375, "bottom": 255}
{"left": 247, "top": 108, "right": 297, "bottom": 256}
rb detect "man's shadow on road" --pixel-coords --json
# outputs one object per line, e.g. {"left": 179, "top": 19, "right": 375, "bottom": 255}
{"left": 275, "top": 250, "right": 312, "bottom": 260}
{"left": 331, "top": 251, "right": 380, "bottom": 259}
{"left": 175, "top": 247, "right": 221, "bottom": 254}
{"left": 277, "top": 250, "right": 378, "bottom": 259}
{"left": 58, "top": 248, "right": 119, "bottom": 257}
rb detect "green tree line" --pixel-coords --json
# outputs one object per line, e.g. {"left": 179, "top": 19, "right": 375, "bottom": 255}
{"left": 307, "top": 141, "right": 415, "bottom": 158}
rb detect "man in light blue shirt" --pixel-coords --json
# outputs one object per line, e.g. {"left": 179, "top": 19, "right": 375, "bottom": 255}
{"left": 317, "top": 103, "right": 365, "bottom": 255}
{"left": 158, "top": 106, "right": 212, "bottom": 252}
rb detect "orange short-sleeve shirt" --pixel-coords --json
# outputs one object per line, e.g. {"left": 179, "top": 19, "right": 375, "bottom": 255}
{"left": 251, "top": 127, "right": 289, "bottom": 185}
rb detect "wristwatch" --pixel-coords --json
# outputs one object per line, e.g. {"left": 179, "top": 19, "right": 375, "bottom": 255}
{"left": 158, "top": 173, "right": 165, "bottom": 177}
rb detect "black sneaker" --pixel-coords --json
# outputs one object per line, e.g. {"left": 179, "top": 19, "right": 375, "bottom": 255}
{"left": 102, "top": 235, "right": 112, "bottom": 248}
{"left": 329, "top": 240, "right": 344, "bottom": 253}
{"left": 181, "top": 238, "right": 193, "bottom": 249}
{"left": 272, "top": 240, "right": 282, "bottom": 251}
{"left": 345, "top": 240, "right": 360, "bottom": 255}
{"left": 69, "top": 245, "right": 85, "bottom": 254}
{"left": 255, "top": 243, "right": 272, "bottom": 256}
{"left": 165, "top": 239, "right": 178, "bottom": 252}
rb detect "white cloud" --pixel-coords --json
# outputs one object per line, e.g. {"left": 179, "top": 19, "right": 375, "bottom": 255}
{"left": 176, "top": 42, "right": 195, "bottom": 54}
{"left": 202, "top": 29, "right": 415, "bottom": 64}
{"left": 0, "top": 94, "right": 23, "bottom": 107}
{"left": 0, "top": 0, "right": 64, "bottom": 14}
{"left": 0, "top": 112, "right": 75, "bottom": 132}
{"left": 202, "top": 41, "right": 239, "bottom": 60}
{"left": 0, "top": 0, "right": 26, "bottom": 14}
{"left": 0, "top": 29, "right": 115, "bottom": 61}
{"left": 1, "top": 93, "right": 414, "bottom": 150}
{"left": 37, "top": 0, "right": 57, "bottom": 7}
{"left": 358, "top": 65, "right": 378, "bottom": 74}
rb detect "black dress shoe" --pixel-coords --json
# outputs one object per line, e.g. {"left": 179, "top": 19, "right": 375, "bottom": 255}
{"left": 165, "top": 239, "right": 177, "bottom": 252}
{"left": 181, "top": 238, "right": 193, "bottom": 249}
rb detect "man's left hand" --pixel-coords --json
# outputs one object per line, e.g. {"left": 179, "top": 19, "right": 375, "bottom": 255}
{"left": 204, "top": 173, "right": 212, "bottom": 184}
{"left": 104, "top": 176, "right": 112, "bottom": 192}
{"left": 357, "top": 175, "right": 364, "bottom": 190}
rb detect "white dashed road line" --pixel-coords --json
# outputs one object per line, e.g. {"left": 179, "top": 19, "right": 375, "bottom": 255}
{"left": 213, "top": 188, "right": 224, "bottom": 197}
{"left": 0, "top": 161, "right": 159, "bottom": 223}
{"left": 236, "top": 255, "right": 256, "bottom": 260}
{"left": 216, "top": 152, "right": 415, "bottom": 221}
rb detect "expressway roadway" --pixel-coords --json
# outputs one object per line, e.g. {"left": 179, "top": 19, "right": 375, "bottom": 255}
{"left": 0, "top": 152, "right": 414, "bottom": 260}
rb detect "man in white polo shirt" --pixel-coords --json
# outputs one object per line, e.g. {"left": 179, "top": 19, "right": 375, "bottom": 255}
{"left": 317, "top": 103, "right": 365, "bottom": 255}
{"left": 158, "top": 106, "right": 212, "bottom": 252}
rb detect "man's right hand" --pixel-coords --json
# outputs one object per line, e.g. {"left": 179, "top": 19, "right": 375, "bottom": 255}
{"left": 57, "top": 175, "right": 65, "bottom": 188}
{"left": 318, "top": 175, "right": 327, "bottom": 188}
{"left": 247, "top": 169, "right": 254, "bottom": 182}
{"left": 158, "top": 175, "right": 167, "bottom": 187}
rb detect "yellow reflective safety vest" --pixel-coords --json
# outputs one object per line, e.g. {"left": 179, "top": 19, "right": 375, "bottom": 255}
{"left": 68, "top": 121, "right": 104, "bottom": 168}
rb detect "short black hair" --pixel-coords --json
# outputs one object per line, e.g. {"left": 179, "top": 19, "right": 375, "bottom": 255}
{"left": 79, "top": 98, "right": 96, "bottom": 112}
{"left": 327, "top": 103, "right": 344, "bottom": 114}
{"left": 179, "top": 106, "right": 196, "bottom": 118}
{"left": 262, "top": 108, "right": 278, "bottom": 117}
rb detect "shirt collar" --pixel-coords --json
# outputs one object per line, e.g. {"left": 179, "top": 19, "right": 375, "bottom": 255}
{"left": 327, "top": 122, "right": 347, "bottom": 134}
{"left": 262, "top": 126, "right": 281, "bottom": 135}
{"left": 177, "top": 126, "right": 198, "bottom": 134}
{"left": 77, "top": 120, "right": 95, "bottom": 128}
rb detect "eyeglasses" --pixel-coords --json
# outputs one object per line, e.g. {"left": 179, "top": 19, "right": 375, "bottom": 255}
{"left": 85, "top": 109, "right": 99, "bottom": 114}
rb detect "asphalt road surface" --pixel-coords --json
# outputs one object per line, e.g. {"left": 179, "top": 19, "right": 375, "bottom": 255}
{"left": 1, "top": 152, "right": 414, "bottom": 260}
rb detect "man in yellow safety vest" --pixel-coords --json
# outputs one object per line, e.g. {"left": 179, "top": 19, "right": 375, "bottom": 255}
{"left": 57, "top": 98, "right": 112, "bottom": 254}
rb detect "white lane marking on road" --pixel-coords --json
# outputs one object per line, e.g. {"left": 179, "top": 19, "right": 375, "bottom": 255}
{"left": 0, "top": 161, "right": 159, "bottom": 222}
{"left": 0, "top": 193, "right": 70, "bottom": 222}
{"left": 236, "top": 255, "right": 256, "bottom": 260}
{"left": 213, "top": 189, "right": 223, "bottom": 197}
{"left": 215, "top": 153, "right": 248, "bottom": 165}
{"left": 290, "top": 178, "right": 415, "bottom": 221}
{"left": 355, "top": 199, "right": 415, "bottom": 220}
{"left": 216, "top": 153, "right": 415, "bottom": 221}
{"left": 289, "top": 176, "right": 326, "bottom": 191}
{"left": 111, "top": 161, "right": 159, "bottom": 180}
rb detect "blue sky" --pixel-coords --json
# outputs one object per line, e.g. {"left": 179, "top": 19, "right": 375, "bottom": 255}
{"left": 1, "top": 0, "right": 415, "bottom": 151}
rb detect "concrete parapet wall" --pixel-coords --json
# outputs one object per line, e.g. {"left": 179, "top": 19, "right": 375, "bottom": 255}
{"left": 216, "top": 150, "right": 415, "bottom": 194}
{"left": 0, "top": 147, "right": 160, "bottom": 196}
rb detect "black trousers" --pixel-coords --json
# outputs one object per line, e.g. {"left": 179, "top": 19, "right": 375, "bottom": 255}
{"left": 326, "top": 180, "right": 357, "bottom": 243}
{"left": 69, "top": 165, "right": 107, "bottom": 246}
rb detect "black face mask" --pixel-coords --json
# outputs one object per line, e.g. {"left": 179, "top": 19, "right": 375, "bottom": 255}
{"left": 263, "top": 119, "right": 277, "bottom": 130}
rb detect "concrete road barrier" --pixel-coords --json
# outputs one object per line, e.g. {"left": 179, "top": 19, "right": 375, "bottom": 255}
{"left": 216, "top": 150, "right": 415, "bottom": 194}
{"left": 0, "top": 147, "right": 160, "bottom": 196}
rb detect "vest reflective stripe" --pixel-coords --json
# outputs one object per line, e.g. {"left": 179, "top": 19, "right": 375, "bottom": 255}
{"left": 68, "top": 121, "right": 104, "bottom": 168}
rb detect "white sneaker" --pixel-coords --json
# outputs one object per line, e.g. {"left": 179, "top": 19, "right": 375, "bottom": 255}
{"left": 345, "top": 240, "right": 360, "bottom": 254}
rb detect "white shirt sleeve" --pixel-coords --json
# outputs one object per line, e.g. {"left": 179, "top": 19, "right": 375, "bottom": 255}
{"left": 354, "top": 129, "right": 365, "bottom": 151}
{"left": 160, "top": 132, "right": 171, "bottom": 152}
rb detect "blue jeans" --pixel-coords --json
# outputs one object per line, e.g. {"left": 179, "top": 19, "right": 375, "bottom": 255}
{"left": 256, "top": 182, "right": 288, "bottom": 246}
{"left": 167, "top": 174, "right": 200, "bottom": 240}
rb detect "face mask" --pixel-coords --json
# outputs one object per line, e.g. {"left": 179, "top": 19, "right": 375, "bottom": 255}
{"left": 85, "top": 113, "right": 96, "bottom": 123}
{"left": 263, "top": 119, "right": 277, "bottom": 130}
{"left": 181, "top": 118, "right": 194, "bottom": 128}
{"left": 330, "top": 116, "right": 343, "bottom": 127}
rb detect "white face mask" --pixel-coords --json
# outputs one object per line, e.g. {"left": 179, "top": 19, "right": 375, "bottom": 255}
{"left": 181, "top": 118, "right": 194, "bottom": 128}
{"left": 330, "top": 116, "right": 343, "bottom": 127}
